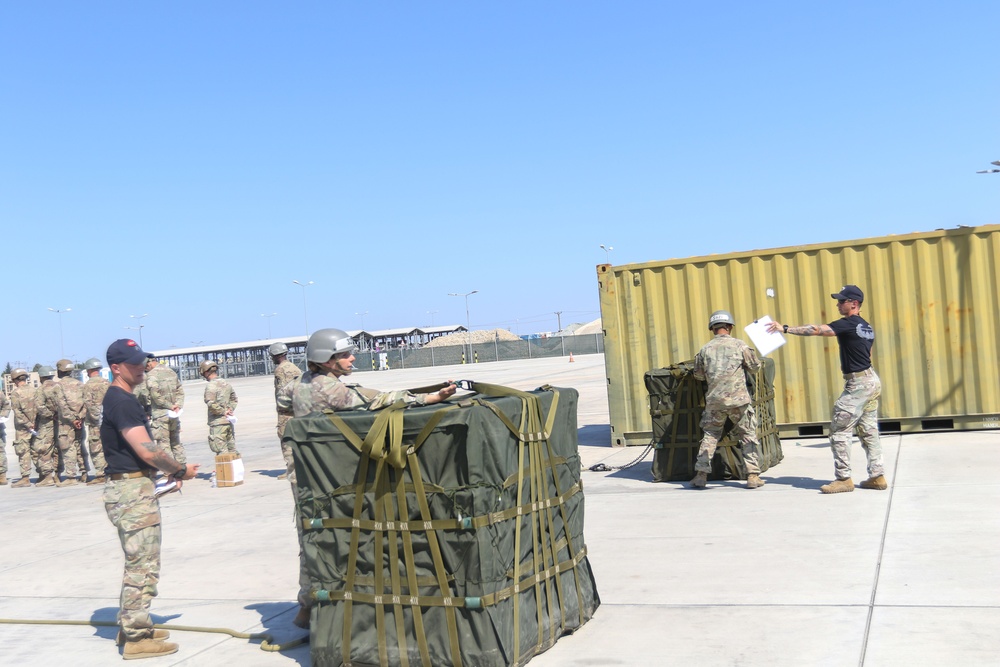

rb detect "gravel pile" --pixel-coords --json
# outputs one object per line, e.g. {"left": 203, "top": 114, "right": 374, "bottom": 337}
{"left": 425, "top": 328, "right": 522, "bottom": 348}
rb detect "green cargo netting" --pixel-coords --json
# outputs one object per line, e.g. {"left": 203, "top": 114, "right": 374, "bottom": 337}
{"left": 645, "top": 357, "right": 782, "bottom": 482}
{"left": 283, "top": 382, "right": 600, "bottom": 667}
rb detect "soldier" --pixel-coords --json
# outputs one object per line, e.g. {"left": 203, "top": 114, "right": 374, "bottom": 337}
{"left": 82, "top": 357, "right": 111, "bottom": 485}
{"left": 767, "top": 284, "right": 885, "bottom": 494}
{"left": 100, "top": 338, "right": 198, "bottom": 659}
{"left": 34, "top": 366, "right": 60, "bottom": 487}
{"left": 269, "top": 342, "right": 302, "bottom": 480}
{"left": 689, "top": 310, "right": 766, "bottom": 490}
{"left": 0, "top": 386, "right": 12, "bottom": 485}
{"left": 277, "top": 328, "right": 457, "bottom": 629}
{"left": 201, "top": 360, "right": 239, "bottom": 456}
{"left": 55, "top": 358, "right": 88, "bottom": 483}
{"left": 9, "top": 369, "right": 38, "bottom": 487}
{"left": 143, "top": 356, "right": 187, "bottom": 465}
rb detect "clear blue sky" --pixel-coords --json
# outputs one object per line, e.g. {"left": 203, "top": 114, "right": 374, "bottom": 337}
{"left": 2, "top": 1, "right": 997, "bottom": 368}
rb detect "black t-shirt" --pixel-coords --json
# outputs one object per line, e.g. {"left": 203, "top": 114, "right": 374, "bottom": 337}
{"left": 828, "top": 314, "right": 875, "bottom": 374}
{"left": 101, "top": 385, "right": 157, "bottom": 476}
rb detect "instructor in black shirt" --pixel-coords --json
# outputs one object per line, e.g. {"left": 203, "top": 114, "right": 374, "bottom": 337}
{"left": 101, "top": 338, "right": 200, "bottom": 660}
{"left": 767, "top": 285, "right": 886, "bottom": 494}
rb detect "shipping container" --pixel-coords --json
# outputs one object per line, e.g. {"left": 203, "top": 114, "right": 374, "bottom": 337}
{"left": 598, "top": 224, "right": 1000, "bottom": 446}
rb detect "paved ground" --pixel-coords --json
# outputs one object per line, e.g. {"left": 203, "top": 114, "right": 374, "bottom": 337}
{"left": 1, "top": 353, "right": 997, "bottom": 666}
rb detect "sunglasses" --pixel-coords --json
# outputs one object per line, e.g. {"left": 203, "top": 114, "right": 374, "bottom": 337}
{"left": 837, "top": 299, "right": 855, "bottom": 304}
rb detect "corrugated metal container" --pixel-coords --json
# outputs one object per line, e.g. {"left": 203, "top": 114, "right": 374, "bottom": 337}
{"left": 599, "top": 224, "right": 1000, "bottom": 446}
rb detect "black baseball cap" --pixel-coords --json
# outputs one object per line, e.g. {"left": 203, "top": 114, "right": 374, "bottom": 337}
{"left": 107, "top": 338, "right": 153, "bottom": 365}
{"left": 831, "top": 284, "right": 864, "bottom": 303}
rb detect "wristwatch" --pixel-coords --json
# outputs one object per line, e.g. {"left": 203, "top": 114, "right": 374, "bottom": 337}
{"left": 783, "top": 324, "right": 789, "bottom": 334}
{"left": 171, "top": 467, "right": 186, "bottom": 481}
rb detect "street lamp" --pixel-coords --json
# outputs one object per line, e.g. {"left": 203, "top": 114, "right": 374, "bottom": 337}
{"left": 976, "top": 160, "right": 1000, "bottom": 174}
{"left": 47, "top": 307, "right": 71, "bottom": 357}
{"left": 356, "top": 311, "right": 368, "bottom": 330}
{"left": 426, "top": 310, "right": 439, "bottom": 326}
{"left": 292, "top": 280, "right": 315, "bottom": 336}
{"left": 261, "top": 312, "right": 278, "bottom": 338}
{"left": 599, "top": 244, "right": 613, "bottom": 263}
{"left": 448, "top": 290, "right": 478, "bottom": 362}
{"left": 129, "top": 314, "right": 149, "bottom": 347}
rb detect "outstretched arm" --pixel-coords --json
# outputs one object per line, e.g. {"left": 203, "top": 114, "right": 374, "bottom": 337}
{"left": 766, "top": 321, "right": 836, "bottom": 337}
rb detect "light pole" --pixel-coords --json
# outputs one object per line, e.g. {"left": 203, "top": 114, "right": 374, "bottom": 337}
{"left": 976, "top": 160, "right": 1000, "bottom": 174}
{"left": 599, "top": 244, "right": 614, "bottom": 263}
{"left": 47, "top": 307, "right": 71, "bottom": 357}
{"left": 261, "top": 312, "right": 277, "bottom": 338}
{"left": 129, "top": 314, "right": 149, "bottom": 347}
{"left": 554, "top": 311, "right": 563, "bottom": 333}
{"left": 292, "top": 280, "right": 314, "bottom": 336}
{"left": 356, "top": 311, "right": 368, "bottom": 330}
{"left": 448, "top": 290, "right": 478, "bottom": 362}
{"left": 426, "top": 310, "right": 439, "bottom": 326}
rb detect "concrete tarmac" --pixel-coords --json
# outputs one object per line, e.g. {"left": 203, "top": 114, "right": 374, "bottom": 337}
{"left": 1, "top": 353, "right": 998, "bottom": 666}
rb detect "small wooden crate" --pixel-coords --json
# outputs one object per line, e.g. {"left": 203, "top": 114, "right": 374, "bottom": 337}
{"left": 215, "top": 453, "right": 244, "bottom": 487}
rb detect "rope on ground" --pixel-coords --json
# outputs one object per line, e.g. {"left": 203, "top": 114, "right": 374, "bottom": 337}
{"left": 587, "top": 439, "right": 654, "bottom": 472}
{"left": 0, "top": 617, "right": 308, "bottom": 652}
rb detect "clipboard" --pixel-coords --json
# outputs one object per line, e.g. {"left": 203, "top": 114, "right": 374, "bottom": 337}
{"left": 744, "top": 315, "right": 786, "bottom": 356}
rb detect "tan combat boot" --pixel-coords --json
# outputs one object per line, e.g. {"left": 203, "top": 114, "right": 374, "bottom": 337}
{"left": 689, "top": 471, "right": 708, "bottom": 488}
{"left": 11, "top": 477, "right": 31, "bottom": 488}
{"left": 117, "top": 628, "right": 171, "bottom": 646}
{"left": 35, "top": 473, "right": 56, "bottom": 487}
{"left": 746, "top": 474, "right": 766, "bottom": 489}
{"left": 87, "top": 475, "right": 106, "bottom": 486}
{"left": 57, "top": 476, "right": 78, "bottom": 487}
{"left": 79, "top": 472, "right": 89, "bottom": 484}
{"left": 123, "top": 638, "right": 178, "bottom": 660}
{"left": 0, "top": 474, "right": 7, "bottom": 485}
{"left": 859, "top": 475, "right": 887, "bottom": 490}
{"left": 820, "top": 478, "right": 855, "bottom": 494}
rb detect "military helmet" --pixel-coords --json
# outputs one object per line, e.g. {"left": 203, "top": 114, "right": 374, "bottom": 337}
{"left": 306, "top": 328, "right": 357, "bottom": 363}
{"left": 11, "top": 368, "right": 29, "bottom": 381}
{"left": 199, "top": 360, "right": 219, "bottom": 376}
{"left": 83, "top": 357, "right": 103, "bottom": 370}
{"left": 56, "top": 358, "right": 75, "bottom": 372}
{"left": 708, "top": 310, "right": 736, "bottom": 330}
{"left": 38, "top": 365, "right": 56, "bottom": 378}
{"left": 268, "top": 342, "right": 289, "bottom": 357}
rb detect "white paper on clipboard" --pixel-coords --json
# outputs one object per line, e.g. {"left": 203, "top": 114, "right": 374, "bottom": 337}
{"left": 744, "top": 315, "right": 786, "bottom": 356}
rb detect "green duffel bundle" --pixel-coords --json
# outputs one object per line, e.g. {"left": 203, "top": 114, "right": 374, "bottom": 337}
{"left": 645, "top": 357, "right": 782, "bottom": 482}
{"left": 283, "top": 382, "right": 600, "bottom": 667}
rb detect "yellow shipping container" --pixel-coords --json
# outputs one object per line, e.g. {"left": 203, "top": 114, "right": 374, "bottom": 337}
{"left": 598, "top": 224, "right": 1000, "bottom": 446}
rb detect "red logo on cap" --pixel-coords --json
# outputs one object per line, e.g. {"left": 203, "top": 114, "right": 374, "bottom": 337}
{"left": 127, "top": 340, "right": 137, "bottom": 346}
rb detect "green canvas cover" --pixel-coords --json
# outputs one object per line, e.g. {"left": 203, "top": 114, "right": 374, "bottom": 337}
{"left": 645, "top": 357, "right": 782, "bottom": 482}
{"left": 283, "top": 382, "right": 600, "bottom": 667}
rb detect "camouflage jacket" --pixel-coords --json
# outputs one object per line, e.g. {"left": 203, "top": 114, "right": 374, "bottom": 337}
{"left": 0, "top": 391, "right": 10, "bottom": 421}
{"left": 37, "top": 380, "right": 61, "bottom": 422}
{"left": 145, "top": 364, "right": 185, "bottom": 416}
{"left": 57, "top": 376, "right": 86, "bottom": 422}
{"left": 12, "top": 384, "right": 37, "bottom": 429}
{"left": 204, "top": 377, "right": 238, "bottom": 425}
{"left": 277, "top": 370, "right": 427, "bottom": 418}
{"left": 693, "top": 333, "right": 761, "bottom": 408}
{"left": 273, "top": 360, "right": 302, "bottom": 414}
{"left": 83, "top": 376, "right": 111, "bottom": 424}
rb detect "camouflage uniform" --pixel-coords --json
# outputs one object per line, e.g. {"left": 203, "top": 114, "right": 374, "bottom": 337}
{"left": 35, "top": 380, "right": 60, "bottom": 477}
{"left": 273, "top": 359, "right": 302, "bottom": 476}
{"left": 57, "top": 374, "right": 88, "bottom": 478}
{"left": 83, "top": 375, "right": 111, "bottom": 476}
{"left": 830, "top": 370, "right": 883, "bottom": 480}
{"left": 0, "top": 392, "right": 11, "bottom": 477}
{"left": 692, "top": 334, "right": 763, "bottom": 475}
{"left": 144, "top": 364, "right": 187, "bottom": 464}
{"left": 204, "top": 377, "right": 239, "bottom": 455}
{"left": 11, "top": 384, "right": 38, "bottom": 479}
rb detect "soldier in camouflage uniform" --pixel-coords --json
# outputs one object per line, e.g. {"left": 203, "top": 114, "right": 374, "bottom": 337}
{"left": 83, "top": 358, "right": 111, "bottom": 484}
{"left": 55, "top": 359, "right": 88, "bottom": 484}
{"left": 0, "top": 387, "right": 12, "bottom": 485}
{"left": 269, "top": 342, "right": 302, "bottom": 480}
{"left": 9, "top": 369, "right": 37, "bottom": 487}
{"left": 277, "top": 328, "right": 457, "bottom": 629}
{"left": 34, "top": 366, "right": 60, "bottom": 487}
{"left": 200, "top": 360, "right": 240, "bottom": 455}
{"left": 142, "top": 356, "right": 187, "bottom": 465}
{"left": 689, "top": 310, "right": 765, "bottom": 490}
{"left": 768, "top": 284, "right": 885, "bottom": 494}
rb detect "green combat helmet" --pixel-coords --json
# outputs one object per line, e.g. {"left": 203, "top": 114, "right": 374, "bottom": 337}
{"left": 83, "top": 358, "right": 103, "bottom": 370}
{"left": 306, "top": 328, "right": 357, "bottom": 363}
{"left": 268, "top": 342, "right": 289, "bottom": 357}
{"left": 38, "top": 365, "right": 56, "bottom": 378}
{"left": 708, "top": 310, "right": 735, "bottom": 330}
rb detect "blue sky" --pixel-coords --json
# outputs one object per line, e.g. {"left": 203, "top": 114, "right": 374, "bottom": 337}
{"left": 2, "top": 1, "right": 998, "bottom": 367}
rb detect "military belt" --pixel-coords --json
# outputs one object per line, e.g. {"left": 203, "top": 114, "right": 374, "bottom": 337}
{"left": 109, "top": 470, "right": 154, "bottom": 481}
{"left": 843, "top": 368, "right": 875, "bottom": 380}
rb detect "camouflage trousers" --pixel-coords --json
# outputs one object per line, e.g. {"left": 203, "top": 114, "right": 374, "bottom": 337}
{"left": 32, "top": 420, "right": 56, "bottom": 476}
{"left": 85, "top": 420, "right": 108, "bottom": 477}
{"left": 56, "top": 419, "right": 84, "bottom": 477}
{"left": 13, "top": 432, "right": 34, "bottom": 478}
{"left": 277, "top": 413, "right": 295, "bottom": 481}
{"left": 695, "top": 403, "right": 761, "bottom": 475}
{"left": 830, "top": 369, "right": 883, "bottom": 480}
{"left": 104, "top": 477, "right": 162, "bottom": 642}
{"left": 151, "top": 415, "right": 186, "bottom": 465}
{"left": 208, "top": 422, "right": 239, "bottom": 455}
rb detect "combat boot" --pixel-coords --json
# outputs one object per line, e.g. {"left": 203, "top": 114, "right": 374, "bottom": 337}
{"left": 122, "top": 638, "right": 178, "bottom": 660}
{"left": 689, "top": 471, "right": 708, "bottom": 488}
{"left": 0, "top": 474, "right": 7, "bottom": 485}
{"left": 117, "top": 628, "right": 171, "bottom": 646}
{"left": 746, "top": 474, "right": 766, "bottom": 489}
{"left": 820, "top": 478, "right": 855, "bottom": 494}
{"left": 57, "top": 477, "right": 78, "bottom": 487}
{"left": 35, "top": 474, "right": 56, "bottom": 487}
{"left": 11, "top": 477, "right": 31, "bottom": 488}
{"left": 87, "top": 475, "right": 106, "bottom": 486}
{"left": 859, "top": 475, "right": 888, "bottom": 490}
{"left": 293, "top": 604, "right": 311, "bottom": 629}
{"left": 79, "top": 472, "right": 89, "bottom": 484}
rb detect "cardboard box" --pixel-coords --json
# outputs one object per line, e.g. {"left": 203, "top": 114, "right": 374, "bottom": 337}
{"left": 214, "top": 453, "right": 244, "bottom": 487}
